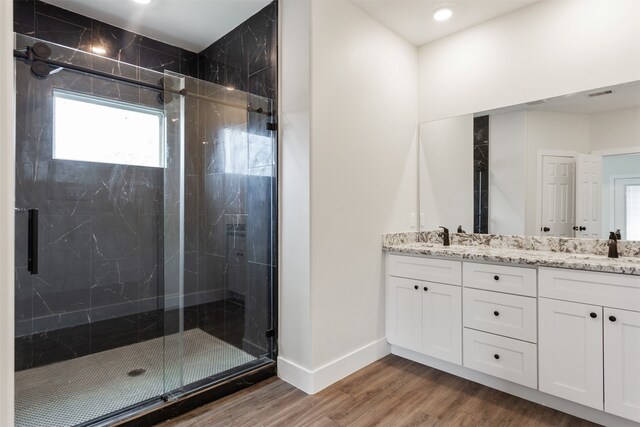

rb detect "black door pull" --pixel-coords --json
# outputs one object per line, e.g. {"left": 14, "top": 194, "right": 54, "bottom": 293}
{"left": 28, "top": 208, "right": 38, "bottom": 274}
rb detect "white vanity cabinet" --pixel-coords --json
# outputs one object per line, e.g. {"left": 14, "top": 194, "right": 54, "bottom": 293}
{"left": 386, "top": 255, "right": 462, "bottom": 365}
{"left": 386, "top": 254, "right": 640, "bottom": 425}
{"left": 539, "top": 267, "right": 640, "bottom": 422}
{"left": 538, "top": 298, "right": 604, "bottom": 410}
{"left": 462, "top": 262, "right": 538, "bottom": 388}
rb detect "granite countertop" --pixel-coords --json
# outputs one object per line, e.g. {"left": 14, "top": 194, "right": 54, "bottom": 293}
{"left": 383, "top": 241, "right": 640, "bottom": 276}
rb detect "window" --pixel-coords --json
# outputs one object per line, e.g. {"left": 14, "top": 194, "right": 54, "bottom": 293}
{"left": 53, "top": 90, "right": 165, "bottom": 168}
{"left": 626, "top": 184, "right": 640, "bottom": 240}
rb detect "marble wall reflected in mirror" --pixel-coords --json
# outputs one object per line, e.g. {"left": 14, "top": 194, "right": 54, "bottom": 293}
{"left": 419, "top": 80, "right": 640, "bottom": 240}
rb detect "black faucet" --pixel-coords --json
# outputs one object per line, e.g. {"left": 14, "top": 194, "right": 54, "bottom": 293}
{"left": 608, "top": 231, "right": 619, "bottom": 259}
{"left": 439, "top": 226, "right": 450, "bottom": 246}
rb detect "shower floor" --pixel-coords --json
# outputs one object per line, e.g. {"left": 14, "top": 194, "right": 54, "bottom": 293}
{"left": 15, "top": 328, "right": 256, "bottom": 427}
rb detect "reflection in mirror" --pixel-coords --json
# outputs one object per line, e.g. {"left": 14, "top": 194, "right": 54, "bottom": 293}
{"left": 419, "top": 81, "right": 640, "bottom": 239}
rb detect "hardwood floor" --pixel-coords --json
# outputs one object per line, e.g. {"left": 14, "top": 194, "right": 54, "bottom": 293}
{"left": 159, "top": 355, "right": 599, "bottom": 427}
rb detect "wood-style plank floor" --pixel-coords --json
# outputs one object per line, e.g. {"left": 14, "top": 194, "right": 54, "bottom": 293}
{"left": 159, "top": 355, "right": 599, "bottom": 427}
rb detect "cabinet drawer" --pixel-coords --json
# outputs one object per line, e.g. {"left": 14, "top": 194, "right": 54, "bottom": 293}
{"left": 388, "top": 254, "right": 461, "bottom": 285}
{"left": 463, "top": 328, "right": 537, "bottom": 388}
{"left": 463, "top": 262, "right": 536, "bottom": 296}
{"left": 463, "top": 288, "right": 537, "bottom": 342}
{"left": 539, "top": 267, "right": 640, "bottom": 312}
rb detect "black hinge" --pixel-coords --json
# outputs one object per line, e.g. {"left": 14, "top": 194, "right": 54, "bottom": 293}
{"left": 266, "top": 122, "right": 277, "bottom": 131}
{"left": 266, "top": 329, "right": 275, "bottom": 338}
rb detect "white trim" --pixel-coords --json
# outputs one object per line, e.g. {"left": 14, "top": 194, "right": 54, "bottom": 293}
{"left": 592, "top": 146, "right": 640, "bottom": 157}
{"left": 535, "top": 150, "right": 578, "bottom": 237}
{"left": 391, "top": 345, "right": 639, "bottom": 427}
{"left": 278, "top": 338, "right": 390, "bottom": 394}
{"left": 0, "top": 1, "right": 15, "bottom": 425}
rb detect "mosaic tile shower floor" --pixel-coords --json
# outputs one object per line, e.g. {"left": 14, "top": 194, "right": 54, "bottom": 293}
{"left": 15, "top": 328, "right": 256, "bottom": 427}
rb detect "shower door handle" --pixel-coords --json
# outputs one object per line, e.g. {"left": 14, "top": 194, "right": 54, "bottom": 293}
{"left": 28, "top": 208, "right": 38, "bottom": 274}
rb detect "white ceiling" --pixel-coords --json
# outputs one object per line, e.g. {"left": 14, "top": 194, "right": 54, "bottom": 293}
{"left": 41, "top": 0, "right": 272, "bottom": 52}
{"left": 350, "top": 0, "right": 540, "bottom": 46}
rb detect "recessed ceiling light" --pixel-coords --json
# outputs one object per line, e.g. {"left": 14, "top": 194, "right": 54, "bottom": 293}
{"left": 133, "top": 0, "right": 151, "bottom": 4}
{"left": 91, "top": 46, "right": 107, "bottom": 55}
{"left": 433, "top": 7, "right": 453, "bottom": 21}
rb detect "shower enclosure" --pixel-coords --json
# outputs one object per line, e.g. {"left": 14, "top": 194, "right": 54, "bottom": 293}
{"left": 13, "top": 34, "right": 277, "bottom": 427}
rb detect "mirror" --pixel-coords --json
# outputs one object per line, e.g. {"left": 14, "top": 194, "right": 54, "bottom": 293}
{"left": 419, "top": 80, "right": 640, "bottom": 239}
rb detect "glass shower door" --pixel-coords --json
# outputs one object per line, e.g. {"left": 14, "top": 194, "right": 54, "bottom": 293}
{"left": 161, "top": 71, "right": 276, "bottom": 392}
{"left": 13, "top": 34, "right": 182, "bottom": 426}
{"left": 13, "top": 33, "right": 276, "bottom": 427}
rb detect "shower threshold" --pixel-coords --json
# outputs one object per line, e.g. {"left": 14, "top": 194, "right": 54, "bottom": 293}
{"left": 15, "top": 328, "right": 256, "bottom": 427}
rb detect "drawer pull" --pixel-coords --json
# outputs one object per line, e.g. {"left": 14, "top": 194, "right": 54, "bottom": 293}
{"left": 493, "top": 275, "right": 500, "bottom": 281}
{"left": 423, "top": 286, "right": 428, "bottom": 292}
{"left": 590, "top": 312, "right": 597, "bottom": 319}
{"left": 494, "top": 354, "right": 500, "bottom": 360}
{"left": 414, "top": 285, "right": 418, "bottom": 290}
{"left": 609, "top": 315, "right": 617, "bottom": 322}
{"left": 493, "top": 310, "right": 500, "bottom": 317}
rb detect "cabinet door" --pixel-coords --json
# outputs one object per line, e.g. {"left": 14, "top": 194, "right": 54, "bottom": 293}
{"left": 604, "top": 308, "right": 640, "bottom": 422}
{"left": 387, "top": 276, "right": 422, "bottom": 352}
{"left": 422, "top": 281, "right": 462, "bottom": 365}
{"left": 539, "top": 298, "right": 603, "bottom": 410}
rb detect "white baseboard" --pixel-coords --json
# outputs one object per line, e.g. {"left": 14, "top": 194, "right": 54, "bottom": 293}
{"left": 278, "top": 338, "right": 390, "bottom": 394}
{"left": 392, "top": 345, "right": 639, "bottom": 427}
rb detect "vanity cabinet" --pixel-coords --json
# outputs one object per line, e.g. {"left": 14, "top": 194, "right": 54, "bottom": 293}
{"left": 538, "top": 298, "right": 604, "bottom": 410}
{"left": 386, "top": 254, "right": 640, "bottom": 424}
{"left": 539, "top": 268, "right": 640, "bottom": 422}
{"left": 604, "top": 308, "right": 640, "bottom": 422}
{"left": 387, "top": 255, "right": 462, "bottom": 365}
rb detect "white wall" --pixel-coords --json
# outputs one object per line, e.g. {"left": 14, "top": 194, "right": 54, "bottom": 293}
{"left": 0, "top": 1, "right": 15, "bottom": 426}
{"left": 279, "top": 0, "right": 418, "bottom": 392}
{"left": 418, "top": 0, "right": 640, "bottom": 123}
{"left": 309, "top": 0, "right": 417, "bottom": 372}
{"left": 524, "top": 111, "right": 590, "bottom": 234}
{"left": 590, "top": 106, "right": 640, "bottom": 152}
{"left": 489, "top": 111, "right": 526, "bottom": 235}
{"left": 279, "top": 0, "right": 313, "bottom": 377}
{"left": 419, "top": 115, "right": 473, "bottom": 232}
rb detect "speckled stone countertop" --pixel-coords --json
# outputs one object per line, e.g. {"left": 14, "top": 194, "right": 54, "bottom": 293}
{"left": 382, "top": 231, "right": 640, "bottom": 276}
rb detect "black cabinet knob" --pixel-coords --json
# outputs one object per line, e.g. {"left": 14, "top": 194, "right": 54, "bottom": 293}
{"left": 423, "top": 286, "right": 428, "bottom": 292}
{"left": 493, "top": 311, "right": 500, "bottom": 317}
{"left": 609, "top": 316, "right": 617, "bottom": 322}
{"left": 542, "top": 226, "right": 550, "bottom": 232}
{"left": 414, "top": 285, "right": 419, "bottom": 290}
{"left": 493, "top": 275, "right": 500, "bottom": 281}
{"left": 590, "top": 312, "right": 597, "bottom": 319}
{"left": 494, "top": 354, "right": 500, "bottom": 360}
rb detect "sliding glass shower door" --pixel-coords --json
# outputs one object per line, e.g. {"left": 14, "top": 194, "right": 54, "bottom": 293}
{"left": 13, "top": 34, "right": 276, "bottom": 427}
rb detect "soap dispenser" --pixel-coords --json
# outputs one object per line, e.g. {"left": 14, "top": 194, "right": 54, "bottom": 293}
{"left": 608, "top": 232, "right": 619, "bottom": 259}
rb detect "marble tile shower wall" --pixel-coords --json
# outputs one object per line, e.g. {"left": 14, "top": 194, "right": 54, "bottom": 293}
{"left": 13, "top": 0, "right": 278, "bottom": 367}
{"left": 194, "top": 2, "right": 278, "bottom": 356}
{"left": 474, "top": 115, "right": 489, "bottom": 234}
{"left": 13, "top": 0, "right": 200, "bottom": 78}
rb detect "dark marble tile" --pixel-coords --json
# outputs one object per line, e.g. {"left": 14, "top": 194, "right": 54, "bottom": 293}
{"left": 15, "top": 335, "right": 34, "bottom": 371}
{"left": 139, "top": 46, "right": 180, "bottom": 73}
{"left": 243, "top": 262, "right": 272, "bottom": 357}
{"left": 35, "top": 0, "right": 92, "bottom": 28}
{"left": 31, "top": 321, "right": 91, "bottom": 367}
{"left": 139, "top": 36, "right": 180, "bottom": 57}
{"left": 246, "top": 172, "right": 274, "bottom": 265}
{"left": 90, "top": 20, "right": 140, "bottom": 67}
{"left": 34, "top": 13, "right": 91, "bottom": 53}
{"left": 248, "top": 65, "right": 276, "bottom": 99}
{"left": 203, "top": 253, "right": 226, "bottom": 292}
{"left": 180, "top": 49, "right": 200, "bottom": 79}
{"left": 138, "top": 309, "right": 162, "bottom": 342}
{"left": 14, "top": 0, "right": 35, "bottom": 35}
{"left": 184, "top": 252, "right": 199, "bottom": 296}
{"left": 90, "top": 312, "right": 138, "bottom": 353}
